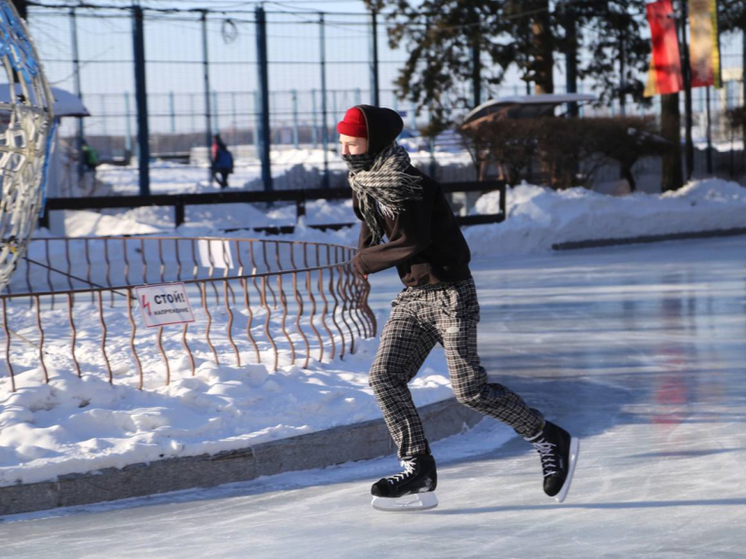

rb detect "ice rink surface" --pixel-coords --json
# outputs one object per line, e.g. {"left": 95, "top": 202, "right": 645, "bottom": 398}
{"left": 2, "top": 235, "right": 746, "bottom": 559}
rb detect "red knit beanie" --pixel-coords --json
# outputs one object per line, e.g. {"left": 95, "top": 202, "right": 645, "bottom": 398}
{"left": 337, "top": 107, "right": 368, "bottom": 138}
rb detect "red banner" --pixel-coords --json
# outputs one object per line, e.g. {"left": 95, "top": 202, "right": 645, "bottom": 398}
{"left": 644, "top": 0, "right": 683, "bottom": 96}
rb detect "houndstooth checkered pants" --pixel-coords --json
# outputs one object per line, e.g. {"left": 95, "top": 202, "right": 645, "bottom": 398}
{"left": 369, "top": 277, "right": 544, "bottom": 458}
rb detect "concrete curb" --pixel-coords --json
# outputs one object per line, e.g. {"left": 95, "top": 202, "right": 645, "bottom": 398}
{"left": 552, "top": 227, "right": 746, "bottom": 251}
{"left": 0, "top": 398, "right": 482, "bottom": 517}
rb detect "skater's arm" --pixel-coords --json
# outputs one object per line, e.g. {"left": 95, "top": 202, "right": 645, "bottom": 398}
{"left": 352, "top": 191, "right": 375, "bottom": 254}
{"left": 357, "top": 221, "right": 374, "bottom": 253}
{"left": 352, "top": 194, "right": 433, "bottom": 276}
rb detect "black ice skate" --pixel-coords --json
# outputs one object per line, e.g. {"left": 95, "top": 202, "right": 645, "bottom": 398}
{"left": 526, "top": 421, "right": 579, "bottom": 503}
{"left": 370, "top": 454, "right": 438, "bottom": 511}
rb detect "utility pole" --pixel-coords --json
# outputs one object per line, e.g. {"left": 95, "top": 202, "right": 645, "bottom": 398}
{"left": 255, "top": 6, "right": 272, "bottom": 191}
{"left": 70, "top": 8, "right": 85, "bottom": 186}
{"left": 200, "top": 10, "right": 213, "bottom": 186}
{"left": 369, "top": 8, "right": 380, "bottom": 107}
{"left": 132, "top": 3, "right": 150, "bottom": 196}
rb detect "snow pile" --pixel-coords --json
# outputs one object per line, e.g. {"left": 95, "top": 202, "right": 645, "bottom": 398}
{"left": 464, "top": 179, "right": 746, "bottom": 256}
{"left": 60, "top": 210, "right": 167, "bottom": 237}
{"left": 0, "top": 324, "right": 452, "bottom": 486}
{"left": 97, "top": 147, "right": 472, "bottom": 197}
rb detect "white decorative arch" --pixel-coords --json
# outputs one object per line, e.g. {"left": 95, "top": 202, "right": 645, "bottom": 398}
{"left": 0, "top": 1, "right": 54, "bottom": 291}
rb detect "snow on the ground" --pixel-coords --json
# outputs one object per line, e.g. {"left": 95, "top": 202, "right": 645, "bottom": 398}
{"left": 2, "top": 154, "right": 745, "bottom": 489}
{"left": 95, "top": 147, "right": 472, "bottom": 197}
{"left": 0, "top": 333, "right": 453, "bottom": 487}
{"left": 464, "top": 178, "right": 746, "bottom": 256}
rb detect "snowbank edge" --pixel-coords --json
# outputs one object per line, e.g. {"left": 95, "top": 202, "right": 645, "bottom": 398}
{"left": 552, "top": 226, "right": 746, "bottom": 250}
{"left": 0, "top": 397, "right": 482, "bottom": 517}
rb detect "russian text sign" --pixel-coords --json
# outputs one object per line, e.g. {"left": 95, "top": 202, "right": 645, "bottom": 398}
{"left": 135, "top": 282, "right": 195, "bottom": 328}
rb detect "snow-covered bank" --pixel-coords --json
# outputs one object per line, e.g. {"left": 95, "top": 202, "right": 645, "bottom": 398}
{"left": 463, "top": 179, "right": 746, "bottom": 257}
{"left": 0, "top": 333, "right": 454, "bottom": 487}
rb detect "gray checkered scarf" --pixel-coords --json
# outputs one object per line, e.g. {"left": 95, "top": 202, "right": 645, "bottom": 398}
{"left": 347, "top": 144, "right": 423, "bottom": 246}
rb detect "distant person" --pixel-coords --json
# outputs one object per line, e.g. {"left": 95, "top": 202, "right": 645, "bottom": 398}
{"left": 338, "top": 105, "right": 579, "bottom": 511}
{"left": 80, "top": 139, "right": 99, "bottom": 172}
{"left": 211, "top": 134, "right": 234, "bottom": 189}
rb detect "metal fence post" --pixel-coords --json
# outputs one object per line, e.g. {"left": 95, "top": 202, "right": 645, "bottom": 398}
{"left": 124, "top": 92, "right": 133, "bottom": 156}
{"left": 332, "top": 89, "right": 337, "bottom": 125}
{"left": 311, "top": 89, "right": 318, "bottom": 148}
{"left": 369, "top": 8, "right": 379, "bottom": 107}
{"left": 201, "top": 10, "right": 213, "bottom": 186}
{"left": 272, "top": 91, "right": 279, "bottom": 144}
{"left": 190, "top": 93, "right": 195, "bottom": 132}
{"left": 292, "top": 89, "right": 299, "bottom": 149}
{"left": 320, "top": 12, "right": 329, "bottom": 189}
{"left": 231, "top": 91, "right": 237, "bottom": 147}
{"left": 212, "top": 90, "right": 219, "bottom": 133}
{"left": 169, "top": 91, "right": 176, "bottom": 134}
{"left": 69, "top": 8, "right": 84, "bottom": 188}
{"left": 100, "top": 95, "right": 107, "bottom": 137}
{"left": 255, "top": 6, "right": 272, "bottom": 191}
{"left": 132, "top": 5, "right": 150, "bottom": 196}
{"left": 253, "top": 90, "right": 260, "bottom": 152}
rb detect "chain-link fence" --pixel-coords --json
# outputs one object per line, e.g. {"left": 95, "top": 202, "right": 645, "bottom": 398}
{"left": 22, "top": 4, "right": 746, "bottom": 195}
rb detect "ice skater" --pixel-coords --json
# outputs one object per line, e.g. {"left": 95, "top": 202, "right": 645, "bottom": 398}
{"left": 337, "top": 105, "right": 579, "bottom": 511}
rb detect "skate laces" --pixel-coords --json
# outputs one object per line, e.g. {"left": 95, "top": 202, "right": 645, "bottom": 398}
{"left": 387, "top": 459, "right": 417, "bottom": 484}
{"left": 531, "top": 437, "right": 558, "bottom": 477}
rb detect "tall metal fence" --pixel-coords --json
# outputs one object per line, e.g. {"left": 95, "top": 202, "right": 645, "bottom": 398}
{"left": 0, "top": 236, "right": 375, "bottom": 393}
{"left": 22, "top": 4, "right": 746, "bottom": 195}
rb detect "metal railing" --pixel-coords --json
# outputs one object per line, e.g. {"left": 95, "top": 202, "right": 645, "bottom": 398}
{"left": 0, "top": 236, "right": 376, "bottom": 393}
{"left": 37, "top": 181, "right": 508, "bottom": 230}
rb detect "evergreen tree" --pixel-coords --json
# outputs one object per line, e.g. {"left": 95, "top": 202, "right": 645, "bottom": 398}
{"left": 718, "top": 0, "right": 746, "bottom": 35}
{"left": 368, "top": 0, "right": 526, "bottom": 136}
{"left": 578, "top": 0, "right": 652, "bottom": 110}
{"left": 370, "top": 0, "right": 654, "bottom": 133}
{"left": 718, "top": 0, "right": 745, "bottom": 104}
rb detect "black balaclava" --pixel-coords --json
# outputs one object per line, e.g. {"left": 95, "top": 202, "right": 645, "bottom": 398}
{"left": 341, "top": 105, "right": 403, "bottom": 172}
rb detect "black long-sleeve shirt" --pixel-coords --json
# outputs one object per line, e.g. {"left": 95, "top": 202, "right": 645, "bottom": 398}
{"left": 351, "top": 166, "right": 472, "bottom": 287}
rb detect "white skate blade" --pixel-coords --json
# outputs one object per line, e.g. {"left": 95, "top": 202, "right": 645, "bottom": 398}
{"left": 371, "top": 492, "right": 438, "bottom": 512}
{"left": 555, "top": 437, "right": 580, "bottom": 503}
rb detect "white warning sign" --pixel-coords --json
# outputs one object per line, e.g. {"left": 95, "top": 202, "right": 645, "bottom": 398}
{"left": 135, "top": 282, "right": 195, "bottom": 328}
